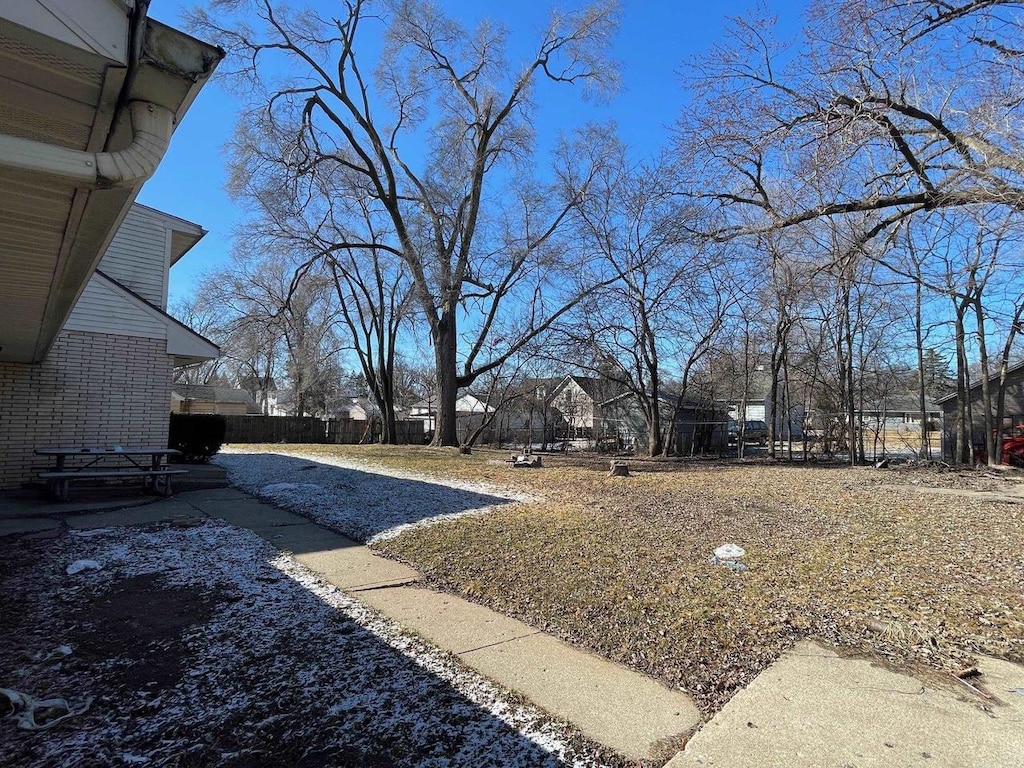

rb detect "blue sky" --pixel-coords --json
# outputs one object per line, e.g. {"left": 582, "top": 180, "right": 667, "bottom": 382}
{"left": 140, "top": 0, "right": 807, "bottom": 304}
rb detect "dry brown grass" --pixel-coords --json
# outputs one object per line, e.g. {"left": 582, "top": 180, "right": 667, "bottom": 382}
{"left": 234, "top": 444, "right": 1024, "bottom": 717}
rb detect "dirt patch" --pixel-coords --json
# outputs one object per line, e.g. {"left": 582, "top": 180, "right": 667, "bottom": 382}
{"left": 69, "top": 573, "right": 225, "bottom": 690}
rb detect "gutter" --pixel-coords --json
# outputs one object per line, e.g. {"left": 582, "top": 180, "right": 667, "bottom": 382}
{"left": 0, "top": 100, "right": 173, "bottom": 187}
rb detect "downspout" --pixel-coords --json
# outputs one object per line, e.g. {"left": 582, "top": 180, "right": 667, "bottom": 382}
{"left": 0, "top": 1, "right": 172, "bottom": 187}
{"left": 0, "top": 100, "right": 174, "bottom": 187}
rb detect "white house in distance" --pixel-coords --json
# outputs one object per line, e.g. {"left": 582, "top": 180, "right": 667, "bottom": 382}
{"left": 409, "top": 393, "right": 492, "bottom": 440}
{"left": 0, "top": 2, "right": 221, "bottom": 489}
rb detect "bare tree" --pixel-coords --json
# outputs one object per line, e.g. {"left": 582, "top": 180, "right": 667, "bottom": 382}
{"left": 169, "top": 290, "right": 230, "bottom": 386}
{"left": 192, "top": 0, "right": 621, "bottom": 446}
{"left": 560, "top": 151, "right": 732, "bottom": 456}
{"left": 199, "top": 248, "right": 341, "bottom": 417}
{"left": 681, "top": 0, "right": 1024, "bottom": 238}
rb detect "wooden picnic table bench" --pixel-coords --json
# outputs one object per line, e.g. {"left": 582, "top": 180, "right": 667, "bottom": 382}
{"left": 34, "top": 447, "right": 187, "bottom": 501}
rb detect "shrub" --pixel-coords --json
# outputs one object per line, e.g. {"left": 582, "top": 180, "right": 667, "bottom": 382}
{"left": 168, "top": 413, "right": 227, "bottom": 463}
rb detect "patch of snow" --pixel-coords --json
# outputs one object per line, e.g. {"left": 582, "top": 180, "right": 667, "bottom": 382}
{"left": 217, "top": 449, "right": 532, "bottom": 543}
{"left": 69, "top": 528, "right": 114, "bottom": 538}
{"left": 3, "top": 521, "right": 612, "bottom": 768}
{"left": 66, "top": 559, "right": 102, "bottom": 575}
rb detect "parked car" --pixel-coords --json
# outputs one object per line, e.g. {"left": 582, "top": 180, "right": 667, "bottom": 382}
{"left": 728, "top": 419, "right": 769, "bottom": 446}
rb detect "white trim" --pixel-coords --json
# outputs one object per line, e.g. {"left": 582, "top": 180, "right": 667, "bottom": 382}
{"left": 94, "top": 271, "right": 218, "bottom": 361}
{"left": 162, "top": 222, "right": 171, "bottom": 310}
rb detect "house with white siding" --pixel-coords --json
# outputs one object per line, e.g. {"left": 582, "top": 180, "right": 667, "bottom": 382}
{"left": 0, "top": 2, "right": 221, "bottom": 490}
{"left": 0, "top": 204, "right": 219, "bottom": 488}
{"left": 547, "top": 374, "right": 624, "bottom": 439}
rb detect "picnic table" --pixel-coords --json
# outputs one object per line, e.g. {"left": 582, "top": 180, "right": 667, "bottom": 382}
{"left": 35, "top": 447, "right": 187, "bottom": 501}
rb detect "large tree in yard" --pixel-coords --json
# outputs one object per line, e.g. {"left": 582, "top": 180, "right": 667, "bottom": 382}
{"left": 677, "top": 0, "right": 1024, "bottom": 464}
{"left": 193, "top": 0, "right": 620, "bottom": 446}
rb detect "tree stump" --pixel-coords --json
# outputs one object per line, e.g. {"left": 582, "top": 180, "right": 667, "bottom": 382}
{"left": 514, "top": 454, "right": 542, "bottom": 468}
{"left": 609, "top": 460, "right": 630, "bottom": 477}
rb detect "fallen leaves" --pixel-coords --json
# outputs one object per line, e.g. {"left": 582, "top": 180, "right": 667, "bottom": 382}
{"left": 355, "top": 449, "right": 1024, "bottom": 717}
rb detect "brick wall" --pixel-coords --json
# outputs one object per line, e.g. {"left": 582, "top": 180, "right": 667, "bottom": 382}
{"left": 0, "top": 330, "right": 172, "bottom": 489}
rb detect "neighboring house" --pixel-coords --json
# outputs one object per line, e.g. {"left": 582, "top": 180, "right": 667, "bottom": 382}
{"left": 715, "top": 367, "right": 805, "bottom": 439}
{"left": 0, "top": 3, "right": 220, "bottom": 489}
{"left": 547, "top": 375, "right": 625, "bottom": 439}
{"left": 336, "top": 396, "right": 375, "bottom": 421}
{"left": 936, "top": 362, "right": 1024, "bottom": 457}
{"left": 602, "top": 391, "right": 727, "bottom": 455}
{"left": 718, "top": 367, "right": 772, "bottom": 423}
{"left": 267, "top": 389, "right": 292, "bottom": 417}
{"left": 491, "top": 376, "right": 564, "bottom": 447}
{"left": 803, "top": 395, "right": 941, "bottom": 453}
{"left": 856, "top": 396, "right": 940, "bottom": 431}
{"left": 857, "top": 395, "right": 941, "bottom": 457}
{"left": 408, "top": 393, "right": 493, "bottom": 442}
{"left": 172, "top": 384, "right": 261, "bottom": 416}
{"left": 239, "top": 375, "right": 277, "bottom": 415}
{"left": 264, "top": 391, "right": 370, "bottom": 420}
{"left": 479, "top": 373, "right": 626, "bottom": 448}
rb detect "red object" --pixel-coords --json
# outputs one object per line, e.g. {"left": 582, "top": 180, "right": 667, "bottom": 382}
{"left": 1001, "top": 437, "right": 1024, "bottom": 466}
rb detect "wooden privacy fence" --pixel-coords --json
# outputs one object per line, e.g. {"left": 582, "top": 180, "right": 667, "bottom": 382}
{"left": 223, "top": 415, "right": 424, "bottom": 445}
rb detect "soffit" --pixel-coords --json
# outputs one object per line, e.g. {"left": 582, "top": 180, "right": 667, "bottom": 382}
{"left": 0, "top": 13, "right": 221, "bottom": 363}
{"left": 0, "top": 1, "right": 134, "bottom": 64}
{"left": 0, "top": 15, "right": 123, "bottom": 362}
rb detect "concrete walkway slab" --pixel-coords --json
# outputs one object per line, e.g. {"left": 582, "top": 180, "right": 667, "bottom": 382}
{"left": 0, "top": 493, "right": 153, "bottom": 519}
{"left": 355, "top": 583, "right": 698, "bottom": 761}
{"left": 0, "top": 516, "right": 62, "bottom": 537}
{"left": 357, "top": 586, "right": 539, "bottom": 651}
{"left": 176, "top": 488, "right": 250, "bottom": 504}
{"left": 666, "top": 641, "right": 1024, "bottom": 768}
{"left": 197, "top": 499, "right": 311, "bottom": 530}
{"left": 292, "top": 549, "right": 419, "bottom": 591}
{"left": 65, "top": 500, "right": 201, "bottom": 530}
{"left": 247, "top": 522, "right": 356, "bottom": 553}
{"left": 462, "top": 631, "right": 699, "bottom": 761}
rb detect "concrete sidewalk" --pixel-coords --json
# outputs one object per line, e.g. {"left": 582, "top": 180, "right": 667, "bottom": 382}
{"left": 667, "top": 641, "right": 1024, "bottom": 768}
{"left": 3, "top": 487, "right": 699, "bottom": 762}
{"left": 179, "top": 488, "right": 701, "bottom": 761}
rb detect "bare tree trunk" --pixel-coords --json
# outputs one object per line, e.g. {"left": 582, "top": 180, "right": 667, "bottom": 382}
{"left": 432, "top": 314, "right": 460, "bottom": 447}
{"left": 974, "top": 298, "right": 995, "bottom": 465}
{"left": 647, "top": 394, "right": 664, "bottom": 457}
{"left": 840, "top": 282, "right": 858, "bottom": 467}
{"left": 768, "top": 313, "right": 792, "bottom": 459}
{"left": 954, "top": 311, "right": 971, "bottom": 464}
{"left": 783, "top": 353, "right": 794, "bottom": 461}
{"left": 914, "top": 273, "right": 930, "bottom": 458}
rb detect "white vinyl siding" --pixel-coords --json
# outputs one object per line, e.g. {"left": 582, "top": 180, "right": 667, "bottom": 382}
{"left": 745, "top": 404, "right": 766, "bottom": 421}
{"left": 63, "top": 277, "right": 166, "bottom": 339}
{"left": 97, "top": 206, "right": 169, "bottom": 306}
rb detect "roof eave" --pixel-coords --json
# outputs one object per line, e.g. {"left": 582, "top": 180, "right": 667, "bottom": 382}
{"left": 3, "top": 16, "right": 222, "bottom": 363}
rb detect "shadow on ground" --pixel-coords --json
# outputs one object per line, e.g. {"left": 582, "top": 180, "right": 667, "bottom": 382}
{"left": 0, "top": 523, "right": 612, "bottom": 768}
{"left": 217, "top": 452, "right": 518, "bottom": 542}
